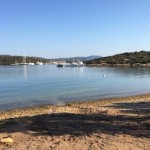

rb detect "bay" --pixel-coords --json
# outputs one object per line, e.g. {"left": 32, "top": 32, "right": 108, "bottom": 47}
{"left": 0, "top": 65, "right": 150, "bottom": 111}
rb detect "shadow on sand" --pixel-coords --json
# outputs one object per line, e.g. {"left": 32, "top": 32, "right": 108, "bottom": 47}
{"left": 0, "top": 101, "right": 149, "bottom": 138}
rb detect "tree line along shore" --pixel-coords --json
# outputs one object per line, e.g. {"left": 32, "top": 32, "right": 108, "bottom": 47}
{"left": 85, "top": 51, "right": 150, "bottom": 67}
{"left": 0, "top": 51, "right": 150, "bottom": 66}
{"left": 0, "top": 55, "right": 49, "bottom": 65}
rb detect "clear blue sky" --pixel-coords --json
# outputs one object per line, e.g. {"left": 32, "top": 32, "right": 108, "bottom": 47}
{"left": 0, "top": 0, "right": 150, "bottom": 58}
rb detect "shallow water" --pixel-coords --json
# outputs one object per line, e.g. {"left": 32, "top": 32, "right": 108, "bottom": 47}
{"left": 0, "top": 65, "right": 150, "bottom": 111}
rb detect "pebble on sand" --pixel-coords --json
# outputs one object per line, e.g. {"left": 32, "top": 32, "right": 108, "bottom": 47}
{"left": 0, "top": 137, "right": 13, "bottom": 144}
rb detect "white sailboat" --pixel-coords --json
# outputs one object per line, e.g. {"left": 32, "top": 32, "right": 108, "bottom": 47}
{"left": 36, "top": 61, "right": 43, "bottom": 65}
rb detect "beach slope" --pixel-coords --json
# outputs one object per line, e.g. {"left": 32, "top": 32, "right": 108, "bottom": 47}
{"left": 0, "top": 94, "right": 150, "bottom": 150}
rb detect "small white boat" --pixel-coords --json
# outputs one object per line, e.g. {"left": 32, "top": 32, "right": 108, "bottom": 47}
{"left": 20, "top": 63, "right": 29, "bottom": 65}
{"left": 70, "top": 62, "right": 78, "bottom": 67}
{"left": 36, "top": 61, "right": 43, "bottom": 65}
{"left": 57, "top": 61, "right": 84, "bottom": 67}
{"left": 28, "top": 63, "right": 35, "bottom": 65}
{"left": 71, "top": 61, "right": 84, "bottom": 67}
{"left": 77, "top": 61, "right": 84, "bottom": 67}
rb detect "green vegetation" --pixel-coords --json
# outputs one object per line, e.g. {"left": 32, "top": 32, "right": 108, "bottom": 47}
{"left": 0, "top": 55, "right": 101, "bottom": 65}
{"left": 86, "top": 51, "right": 150, "bottom": 65}
{"left": 0, "top": 55, "right": 49, "bottom": 65}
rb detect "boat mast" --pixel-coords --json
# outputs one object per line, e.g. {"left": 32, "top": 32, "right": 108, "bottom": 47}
{"left": 23, "top": 52, "right": 26, "bottom": 64}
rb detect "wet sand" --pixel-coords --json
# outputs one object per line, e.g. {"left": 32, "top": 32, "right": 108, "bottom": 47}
{"left": 0, "top": 94, "right": 150, "bottom": 150}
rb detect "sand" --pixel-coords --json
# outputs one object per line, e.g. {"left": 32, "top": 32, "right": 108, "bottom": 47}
{"left": 0, "top": 94, "right": 150, "bottom": 150}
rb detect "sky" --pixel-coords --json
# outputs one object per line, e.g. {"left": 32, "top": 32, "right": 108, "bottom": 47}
{"left": 0, "top": 0, "right": 150, "bottom": 58}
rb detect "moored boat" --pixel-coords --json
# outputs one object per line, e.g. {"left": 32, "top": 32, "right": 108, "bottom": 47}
{"left": 57, "top": 61, "right": 84, "bottom": 67}
{"left": 57, "top": 64, "right": 64, "bottom": 67}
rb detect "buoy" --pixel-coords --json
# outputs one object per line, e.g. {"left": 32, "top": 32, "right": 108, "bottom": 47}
{"left": 103, "top": 74, "right": 105, "bottom": 77}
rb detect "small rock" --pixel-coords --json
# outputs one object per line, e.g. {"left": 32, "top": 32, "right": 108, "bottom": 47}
{"left": 0, "top": 137, "right": 13, "bottom": 144}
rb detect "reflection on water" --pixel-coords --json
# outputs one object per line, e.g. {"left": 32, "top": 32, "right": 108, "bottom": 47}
{"left": 0, "top": 65, "right": 150, "bottom": 111}
{"left": 23, "top": 65, "right": 27, "bottom": 80}
{"left": 79, "top": 67, "right": 84, "bottom": 76}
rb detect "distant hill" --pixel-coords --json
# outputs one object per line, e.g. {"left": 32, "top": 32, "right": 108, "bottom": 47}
{"left": 0, "top": 55, "right": 101, "bottom": 65}
{"left": 86, "top": 51, "right": 150, "bottom": 66}
{"left": 0, "top": 55, "right": 49, "bottom": 65}
{"left": 53, "top": 55, "right": 101, "bottom": 62}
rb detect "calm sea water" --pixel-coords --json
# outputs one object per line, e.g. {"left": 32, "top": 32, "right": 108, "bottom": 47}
{"left": 0, "top": 65, "right": 150, "bottom": 111}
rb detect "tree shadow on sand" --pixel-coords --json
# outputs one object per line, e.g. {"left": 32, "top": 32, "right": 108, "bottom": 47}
{"left": 0, "top": 101, "right": 149, "bottom": 138}
{"left": 105, "top": 101, "right": 150, "bottom": 115}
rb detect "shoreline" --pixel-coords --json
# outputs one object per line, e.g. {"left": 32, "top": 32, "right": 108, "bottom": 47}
{"left": 1, "top": 93, "right": 150, "bottom": 120}
{"left": 0, "top": 93, "right": 150, "bottom": 150}
{"left": 86, "top": 63, "right": 150, "bottom": 67}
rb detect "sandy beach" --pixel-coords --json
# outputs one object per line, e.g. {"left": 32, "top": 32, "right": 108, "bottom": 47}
{"left": 0, "top": 94, "right": 150, "bottom": 150}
